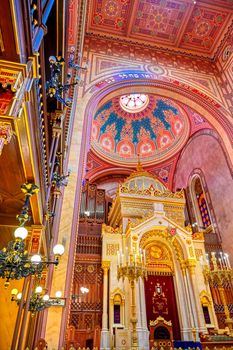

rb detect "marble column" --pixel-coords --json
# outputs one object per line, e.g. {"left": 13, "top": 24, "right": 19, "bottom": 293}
{"left": 186, "top": 259, "right": 207, "bottom": 336}
{"left": 137, "top": 277, "right": 149, "bottom": 350}
{"left": 180, "top": 263, "right": 195, "bottom": 340}
{"left": 100, "top": 261, "right": 110, "bottom": 350}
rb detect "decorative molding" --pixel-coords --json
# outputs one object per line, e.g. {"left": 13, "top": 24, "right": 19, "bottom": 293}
{"left": 0, "top": 121, "right": 13, "bottom": 155}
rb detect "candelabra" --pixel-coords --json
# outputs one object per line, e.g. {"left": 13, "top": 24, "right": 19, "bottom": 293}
{"left": 0, "top": 183, "right": 65, "bottom": 287}
{"left": 11, "top": 286, "right": 64, "bottom": 314}
{"left": 117, "top": 248, "right": 147, "bottom": 350}
{"left": 201, "top": 252, "right": 233, "bottom": 332}
{"left": 46, "top": 50, "right": 87, "bottom": 107}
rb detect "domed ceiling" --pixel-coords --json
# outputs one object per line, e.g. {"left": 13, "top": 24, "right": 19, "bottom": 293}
{"left": 91, "top": 94, "right": 190, "bottom": 167}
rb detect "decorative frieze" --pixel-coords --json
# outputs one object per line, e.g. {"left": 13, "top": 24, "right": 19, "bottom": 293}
{"left": 106, "top": 243, "right": 119, "bottom": 256}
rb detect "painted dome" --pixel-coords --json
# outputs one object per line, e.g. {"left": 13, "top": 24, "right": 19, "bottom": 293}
{"left": 91, "top": 94, "right": 190, "bottom": 167}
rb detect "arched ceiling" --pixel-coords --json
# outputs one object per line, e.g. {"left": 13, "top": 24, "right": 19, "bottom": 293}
{"left": 91, "top": 93, "right": 190, "bottom": 167}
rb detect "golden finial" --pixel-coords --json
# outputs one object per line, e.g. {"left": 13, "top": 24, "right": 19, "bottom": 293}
{"left": 136, "top": 153, "right": 143, "bottom": 172}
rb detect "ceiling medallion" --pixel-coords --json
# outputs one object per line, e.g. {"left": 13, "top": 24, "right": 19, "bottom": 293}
{"left": 120, "top": 94, "right": 149, "bottom": 113}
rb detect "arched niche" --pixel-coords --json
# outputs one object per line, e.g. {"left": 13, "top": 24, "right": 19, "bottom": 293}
{"left": 190, "top": 174, "right": 212, "bottom": 231}
{"left": 173, "top": 131, "right": 233, "bottom": 261}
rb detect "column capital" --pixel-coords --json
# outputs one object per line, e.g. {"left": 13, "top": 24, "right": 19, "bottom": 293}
{"left": 102, "top": 260, "right": 111, "bottom": 273}
{"left": 185, "top": 258, "right": 197, "bottom": 275}
{"left": 179, "top": 259, "right": 186, "bottom": 274}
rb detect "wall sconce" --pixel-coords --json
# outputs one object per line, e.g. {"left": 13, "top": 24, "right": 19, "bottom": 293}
{"left": 11, "top": 287, "right": 65, "bottom": 314}
{"left": 71, "top": 286, "right": 89, "bottom": 303}
{"left": 46, "top": 51, "right": 87, "bottom": 107}
{"left": 0, "top": 225, "right": 65, "bottom": 287}
{"left": 0, "top": 183, "right": 65, "bottom": 287}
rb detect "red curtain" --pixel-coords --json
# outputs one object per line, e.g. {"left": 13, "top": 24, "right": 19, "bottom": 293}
{"left": 144, "top": 275, "right": 181, "bottom": 340}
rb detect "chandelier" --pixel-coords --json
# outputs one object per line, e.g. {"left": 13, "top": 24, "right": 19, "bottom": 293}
{"left": 46, "top": 50, "right": 87, "bottom": 107}
{"left": 11, "top": 286, "right": 64, "bottom": 314}
{"left": 0, "top": 183, "right": 65, "bottom": 287}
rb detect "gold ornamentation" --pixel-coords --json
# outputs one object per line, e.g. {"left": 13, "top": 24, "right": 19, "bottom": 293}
{"left": 146, "top": 243, "right": 173, "bottom": 274}
{"left": 195, "top": 248, "right": 203, "bottom": 258}
{"left": 189, "top": 247, "right": 194, "bottom": 258}
{"left": 150, "top": 316, "right": 172, "bottom": 327}
{"left": 203, "top": 265, "right": 233, "bottom": 285}
{"left": 192, "top": 231, "right": 204, "bottom": 240}
{"left": 140, "top": 229, "right": 184, "bottom": 264}
{"left": 119, "top": 183, "right": 184, "bottom": 199}
{"left": 102, "top": 223, "right": 122, "bottom": 234}
{"left": 150, "top": 246, "right": 163, "bottom": 259}
{"left": 106, "top": 244, "right": 119, "bottom": 256}
{"left": 102, "top": 260, "right": 111, "bottom": 272}
{"left": 87, "top": 264, "right": 95, "bottom": 273}
{"left": 185, "top": 258, "right": 197, "bottom": 274}
{"left": 110, "top": 287, "right": 125, "bottom": 305}
{"left": 75, "top": 264, "right": 82, "bottom": 273}
{"left": 185, "top": 224, "right": 193, "bottom": 233}
{"left": 0, "top": 122, "right": 13, "bottom": 155}
{"left": 200, "top": 290, "right": 213, "bottom": 307}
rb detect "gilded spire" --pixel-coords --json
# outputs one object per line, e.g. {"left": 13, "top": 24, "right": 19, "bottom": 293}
{"left": 136, "top": 153, "right": 144, "bottom": 172}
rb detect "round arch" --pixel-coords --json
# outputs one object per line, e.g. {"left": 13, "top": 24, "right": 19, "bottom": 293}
{"left": 138, "top": 228, "right": 186, "bottom": 264}
{"left": 79, "top": 79, "right": 233, "bottom": 182}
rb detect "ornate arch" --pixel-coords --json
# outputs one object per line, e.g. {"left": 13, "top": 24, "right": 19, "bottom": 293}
{"left": 79, "top": 78, "right": 233, "bottom": 185}
{"left": 139, "top": 229, "right": 185, "bottom": 265}
{"left": 200, "top": 290, "right": 213, "bottom": 307}
{"left": 110, "top": 287, "right": 125, "bottom": 305}
{"left": 186, "top": 166, "right": 221, "bottom": 241}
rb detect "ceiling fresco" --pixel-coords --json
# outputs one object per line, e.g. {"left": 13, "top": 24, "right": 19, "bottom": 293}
{"left": 91, "top": 94, "right": 190, "bottom": 167}
{"left": 86, "top": 0, "right": 233, "bottom": 58}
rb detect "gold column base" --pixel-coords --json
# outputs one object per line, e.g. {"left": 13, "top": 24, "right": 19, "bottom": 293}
{"left": 225, "top": 318, "right": 233, "bottom": 335}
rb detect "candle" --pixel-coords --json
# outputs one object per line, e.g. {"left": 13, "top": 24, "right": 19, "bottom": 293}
{"left": 220, "top": 252, "right": 226, "bottom": 269}
{"left": 225, "top": 253, "right": 231, "bottom": 269}
{"left": 143, "top": 249, "right": 146, "bottom": 263}
{"left": 224, "top": 253, "right": 230, "bottom": 269}
{"left": 206, "top": 254, "right": 210, "bottom": 267}
{"left": 125, "top": 247, "right": 128, "bottom": 263}
{"left": 219, "top": 257, "right": 223, "bottom": 270}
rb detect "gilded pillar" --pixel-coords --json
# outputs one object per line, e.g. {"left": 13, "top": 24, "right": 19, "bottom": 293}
{"left": 100, "top": 261, "right": 110, "bottom": 350}
{"left": 102, "top": 261, "right": 110, "bottom": 330}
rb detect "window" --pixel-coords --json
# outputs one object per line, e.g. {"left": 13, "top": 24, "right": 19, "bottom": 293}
{"left": 120, "top": 94, "right": 149, "bottom": 113}
{"left": 114, "top": 304, "right": 121, "bottom": 324}
{"left": 194, "top": 177, "right": 211, "bottom": 228}
{"left": 202, "top": 306, "right": 211, "bottom": 324}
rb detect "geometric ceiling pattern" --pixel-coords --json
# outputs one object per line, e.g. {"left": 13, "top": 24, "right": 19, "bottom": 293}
{"left": 88, "top": 93, "right": 212, "bottom": 189}
{"left": 87, "top": 0, "right": 233, "bottom": 58}
{"left": 91, "top": 94, "right": 190, "bottom": 167}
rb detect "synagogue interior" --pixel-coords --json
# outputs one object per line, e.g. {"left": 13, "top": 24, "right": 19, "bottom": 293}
{"left": 0, "top": 0, "right": 233, "bottom": 349}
